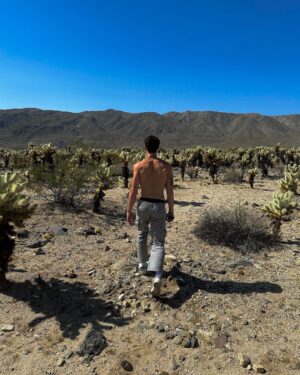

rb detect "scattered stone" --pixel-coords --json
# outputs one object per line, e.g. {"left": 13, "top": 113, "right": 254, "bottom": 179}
{"left": 229, "top": 259, "right": 253, "bottom": 269}
{"left": 157, "top": 323, "right": 165, "bottom": 333}
{"left": 104, "top": 245, "right": 110, "bottom": 251}
{"left": 186, "top": 313, "right": 195, "bottom": 322}
{"left": 165, "top": 332, "right": 175, "bottom": 340}
{"left": 64, "top": 270, "right": 77, "bottom": 279}
{"left": 50, "top": 225, "right": 68, "bottom": 236}
{"left": 17, "top": 229, "right": 30, "bottom": 238}
{"left": 295, "top": 258, "right": 300, "bottom": 266}
{"left": 28, "top": 240, "right": 48, "bottom": 249}
{"left": 173, "top": 336, "right": 183, "bottom": 345}
{"left": 77, "top": 330, "right": 107, "bottom": 357}
{"left": 57, "top": 358, "right": 66, "bottom": 367}
{"left": 171, "top": 357, "right": 180, "bottom": 370}
{"left": 126, "top": 238, "right": 131, "bottom": 243}
{"left": 34, "top": 248, "right": 45, "bottom": 255}
{"left": 253, "top": 364, "right": 267, "bottom": 373}
{"left": 190, "top": 336, "right": 199, "bottom": 348}
{"left": 238, "top": 353, "right": 251, "bottom": 368}
{"left": 121, "top": 360, "right": 133, "bottom": 372}
{"left": 87, "top": 268, "right": 96, "bottom": 276}
{"left": 214, "top": 333, "right": 228, "bottom": 348}
{"left": 77, "top": 226, "right": 96, "bottom": 236}
{"left": 182, "top": 337, "right": 191, "bottom": 348}
{"left": 118, "top": 293, "right": 125, "bottom": 301}
{"left": 1, "top": 324, "right": 14, "bottom": 332}
{"left": 201, "top": 195, "right": 209, "bottom": 199}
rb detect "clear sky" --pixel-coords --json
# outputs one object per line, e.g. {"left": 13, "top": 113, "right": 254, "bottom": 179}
{"left": 0, "top": 0, "right": 300, "bottom": 114}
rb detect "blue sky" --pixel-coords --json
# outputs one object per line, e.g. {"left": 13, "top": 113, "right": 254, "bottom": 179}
{"left": 0, "top": 0, "right": 300, "bottom": 114}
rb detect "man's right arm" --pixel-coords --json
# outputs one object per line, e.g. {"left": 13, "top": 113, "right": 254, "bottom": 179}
{"left": 166, "top": 166, "right": 174, "bottom": 221}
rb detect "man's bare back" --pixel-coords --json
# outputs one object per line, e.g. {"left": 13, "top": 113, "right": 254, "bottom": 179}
{"left": 133, "top": 156, "right": 172, "bottom": 201}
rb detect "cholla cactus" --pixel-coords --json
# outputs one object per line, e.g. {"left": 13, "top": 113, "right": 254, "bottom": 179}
{"left": 177, "top": 153, "right": 187, "bottom": 180}
{"left": 119, "top": 151, "right": 130, "bottom": 188}
{"left": 248, "top": 168, "right": 258, "bottom": 188}
{"left": 262, "top": 191, "right": 297, "bottom": 237}
{"left": 280, "top": 164, "right": 299, "bottom": 194}
{"left": 93, "top": 163, "right": 113, "bottom": 213}
{"left": 0, "top": 173, "right": 36, "bottom": 288}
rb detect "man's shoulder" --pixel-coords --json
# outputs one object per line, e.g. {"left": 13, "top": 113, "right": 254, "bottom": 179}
{"left": 158, "top": 158, "right": 172, "bottom": 169}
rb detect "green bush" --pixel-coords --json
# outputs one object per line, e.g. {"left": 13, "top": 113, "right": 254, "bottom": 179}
{"left": 30, "top": 160, "right": 92, "bottom": 207}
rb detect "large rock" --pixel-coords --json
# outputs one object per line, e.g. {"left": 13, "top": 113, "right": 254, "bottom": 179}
{"left": 77, "top": 330, "right": 107, "bottom": 357}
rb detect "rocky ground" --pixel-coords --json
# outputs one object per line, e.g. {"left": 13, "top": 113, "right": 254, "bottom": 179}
{"left": 0, "top": 171, "right": 299, "bottom": 375}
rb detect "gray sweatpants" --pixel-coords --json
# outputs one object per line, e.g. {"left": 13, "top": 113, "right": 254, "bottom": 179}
{"left": 136, "top": 200, "right": 166, "bottom": 273}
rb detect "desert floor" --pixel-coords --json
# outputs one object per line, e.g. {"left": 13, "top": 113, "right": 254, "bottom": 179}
{"left": 0, "top": 172, "right": 299, "bottom": 375}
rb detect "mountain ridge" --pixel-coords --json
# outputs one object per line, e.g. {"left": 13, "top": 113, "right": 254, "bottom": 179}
{"left": 0, "top": 108, "right": 300, "bottom": 148}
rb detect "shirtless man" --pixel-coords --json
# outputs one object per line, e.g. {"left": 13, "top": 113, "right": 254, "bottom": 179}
{"left": 127, "top": 135, "right": 174, "bottom": 296}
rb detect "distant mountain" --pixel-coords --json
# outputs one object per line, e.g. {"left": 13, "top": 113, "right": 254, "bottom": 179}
{"left": 0, "top": 108, "right": 300, "bottom": 148}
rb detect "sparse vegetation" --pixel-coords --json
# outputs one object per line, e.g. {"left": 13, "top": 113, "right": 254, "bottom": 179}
{"left": 194, "top": 203, "right": 273, "bottom": 252}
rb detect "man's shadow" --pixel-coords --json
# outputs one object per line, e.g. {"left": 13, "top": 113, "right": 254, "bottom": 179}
{"left": 2, "top": 277, "right": 130, "bottom": 340}
{"left": 159, "top": 266, "right": 283, "bottom": 308}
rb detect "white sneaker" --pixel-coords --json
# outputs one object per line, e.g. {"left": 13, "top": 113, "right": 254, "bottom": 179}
{"left": 138, "top": 263, "right": 148, "bottom": 275}
{"left": 151, "top": 277, "right": 162, "bottom": 297}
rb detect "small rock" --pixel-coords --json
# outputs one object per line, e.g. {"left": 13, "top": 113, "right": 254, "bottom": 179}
{"left": 186, "top": 313, "right": 195, "bottom": 322}
{"left": 201, "top": 195, "right": 209, "bottom": 199}
{"left": 87, "top": 268, "right": 96, "bottom": 276}
{"left": 214, "top": 333, "right": 228, "bottom": 348}
{"left": 77, "top": 226, "right": 96, "bottom": 236}
{"left": 17, "top": 229, "right": 30, "bottom": 238}
{"left": 253, "top": 364, "right": 267, "bottom": 373}
{"left": 104, "top": 245, "right": 110, "bottom": 251}
{"left": 173, "top": 336, "right": 183, "bottom": 345}
{"left": 122, "top": 300, "right": 131, "bottom": 308}
{"left": 157, "top": 323, "right": 165, "bottom": 333}
{"left": 34, "top": 248, "right": 45, "bottom": 255}
{"left": 50, "top": 226, "right": 68, "bottom": 236}
{"left": 238, "top": 353, "right": 251, "bottom": 368}
{"left": 229, "top": 259, "right": 253, "bottom": 269}
{"left": 295, "top": 258, "right": 300, "bottom": 266}
{"left": 118, "top": 293, "right": 125, "bottom": 301}
{"left": 1, "top": 324, "right": 14, "bottom": 332}
{"left": 165, "top": 332, "right": 175, "bottom": 340}
{"left": 57, "top": 358, "right": 66, "bottom": 367}
{"left": 171, "top": 357, "right": 180, "bottom": 370}
{"left": 190, "top": 336, "right": 199, "bottom": 348}
{"left": 121, "top": 360, "right": 133, "bottom": 372}
{"left": 182, "top": 337, "right": 191, "bottom": 348}
{"left": 28, "top": 240, "right": 48, "bottom": 249}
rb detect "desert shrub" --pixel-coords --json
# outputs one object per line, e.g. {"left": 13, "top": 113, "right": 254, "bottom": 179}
{"left": 30, "top": 160, "right": 92, "bottom": 207}
{"left": 193, "top": 203, "right": 273, "bottom": 252}
{"left": 222, "top": 167, "right": 244, "bottom": 183}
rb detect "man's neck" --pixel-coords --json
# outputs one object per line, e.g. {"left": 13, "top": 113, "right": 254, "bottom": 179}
{"left": 146, "top": 152, "right": 157, "bottom": 158}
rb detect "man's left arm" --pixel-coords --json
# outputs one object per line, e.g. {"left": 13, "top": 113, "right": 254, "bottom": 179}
{"left": 127, "top": 164, "right": 140, "bottom": 225}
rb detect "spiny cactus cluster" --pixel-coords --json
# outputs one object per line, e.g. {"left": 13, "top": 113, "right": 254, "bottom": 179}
{"left": 0, "top": 173, "right": 36, "bottom": 288}
{"left": 262, "top": 191, "right": 297, "bottom": 237}
{"left": 28, "top": 143, "right": 57, "bottom": 165}
{"left": 93, "top": 163, "right": 113, "bottom": 213}
{"left": 280, "top": 164, "right": 299, "bottom": 194}
{"left": 0, "top": 173, "right": 36, "bottom": 226}
{"left": 248, "top": 168, "right": 258, "bottom": 188}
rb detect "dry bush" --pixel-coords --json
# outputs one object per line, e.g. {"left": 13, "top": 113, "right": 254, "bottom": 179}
{"left": 193, "top": 203, "right": 273, "bottom": 252}
{"left": 222, "top": 167, "right": 244, "bottom": 183}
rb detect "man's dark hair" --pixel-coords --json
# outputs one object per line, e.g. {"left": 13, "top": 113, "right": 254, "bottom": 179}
{"left": 144, "top": 135, "right": 160, "bottom": 153}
